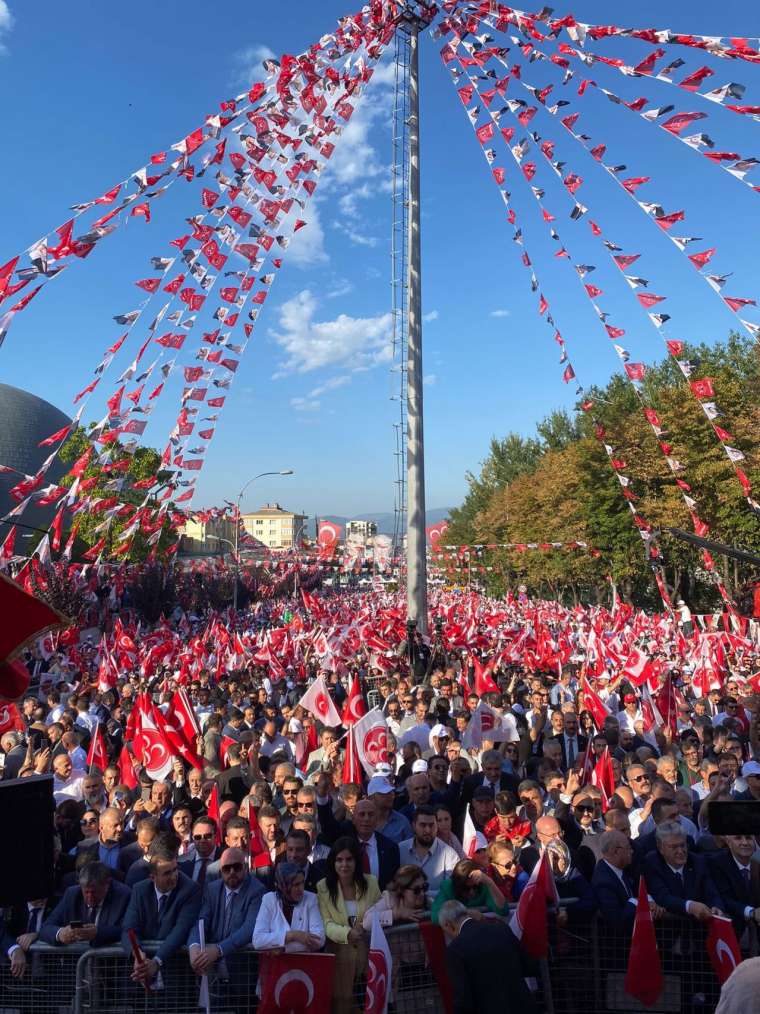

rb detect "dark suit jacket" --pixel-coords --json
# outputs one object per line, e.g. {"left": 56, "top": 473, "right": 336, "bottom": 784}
{"left": 446, "top": 918, "right": 535, "bottom": 1014}
{"left": 186, "top": 874, "right": 265, "bottom": 956}
{"left": 642, "top": 851, "right": 723, "bottom": 917}
{"left": 708, "top": 850, "right": 760, "bottom": 938}
{"left": 39, "top": 880, "right": 131, "bottom": 947}
{"left": 215, "top": 764, "right": 253, "bottom": 806}
{"left": 558, "top": 735, "right": 588, "bottom": 772}
{"left": 460, "top": 772, "right": 519, "bottom": 810}
{"left": 118, "top": 841, "right": 147, "bottom": 877}
{"left": 359, "top": 831, "right": 400, "bottom": 891}
{"left": 592, "top": 860, "right": 637, "bottom": 932}
{"left": 121, "top": 872, "right": 202, "bottom": 963}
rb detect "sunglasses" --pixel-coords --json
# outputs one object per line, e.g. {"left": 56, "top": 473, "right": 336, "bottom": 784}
{"left": 630, "top": 775, "right": 650, "bottom": 783}
{"left": 80, "top": 817, "right": 98, "bottom": 826}
{"left": 576, "top": 805, "right": 594, "bottom": 814}
{"left": 297, "top": 802, "right": 315, "bottom": 810}
{"left": 193, "top": 832, "right": 215, "bottom": 841}
{"left": 282, "top": 789, "right": 299, "bottom": 795}
{"left": 221, "top": 862, "right": 244, "bottom": 874}
{"left": 409, "top": 883, "right": 428, "bottom": 895}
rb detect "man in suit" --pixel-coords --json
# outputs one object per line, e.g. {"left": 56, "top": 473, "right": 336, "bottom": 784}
{"left": 186, "top": 846, "right": 265, "bottom": 986}
{"left": 592, "top": 831, "right": 642, "bottom": 932}
{"left": 643, "top": 821, "right": 724, "bottom": 921}
{"left": 121, "top": 842, "right": 202, "bottom": 988}
{"left": 2, "top": 895, "right": 55, "bottom": 979}
{"left": 216, "top": 744, "right": 254, "bottom": 806}
{"left": 172, "top": 766, "right": 206, "bottom": 819}
{"left": 709, "top": 835, "right": 760, "bottom": 944}
{"left": 459, "top": 750, "right": 519, "bottom": 812}
{"left": 204, "top": 818, "right": 250, "bottom": 882}
{"left": 178, "top": 816, "right": 221, "bottom": 886}
{"left": 438, "top": 899, "right": 535, "bottom": 1014}
{"left": 120, "top": 816, "right": 159, "bottom": 882}
{"left": 351, "top": 797, "right": 400, "bottom": 890}
{"left": 280, "top": 829, "right": 325, "bottom": 891}
{"left": 39, "top": 861, "right": 131, "bottom": 947}
{"left": 558, "top": 712, "right": 588, "bottom": 772}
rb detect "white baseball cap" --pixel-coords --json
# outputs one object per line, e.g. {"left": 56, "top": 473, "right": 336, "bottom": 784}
{"left": 412, "top": 759, "right": 429, "bottom": 774}
{"left": 742, "top": 760, "right": 760, "bottom": 777}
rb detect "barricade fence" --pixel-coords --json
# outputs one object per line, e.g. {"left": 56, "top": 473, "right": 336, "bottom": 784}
{"left": 1, "top": 909, "right": 752, "bottom": 1013}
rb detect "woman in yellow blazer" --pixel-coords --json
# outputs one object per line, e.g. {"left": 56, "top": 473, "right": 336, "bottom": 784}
{"left": 317, "top": 835, "right": 382, "bottom": 1014}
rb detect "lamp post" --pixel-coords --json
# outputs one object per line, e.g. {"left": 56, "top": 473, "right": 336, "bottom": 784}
{"left": 292, "top": 517, "right": 309, "bottom": 601}
{"left": 232, "top": 469, "right": 294, "bottom": 611}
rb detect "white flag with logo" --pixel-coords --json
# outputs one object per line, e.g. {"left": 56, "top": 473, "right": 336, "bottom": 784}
{"left": 297, "top": 675, "right": 341, "bottom": 727}
{"left": 354, "top": 707, "right": 389, "bottom": 776}
{"left": 365, "top": 910, "right": 392, "bottom": 1014}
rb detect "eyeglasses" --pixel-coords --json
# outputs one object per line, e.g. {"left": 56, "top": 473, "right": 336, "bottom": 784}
{"left": 80, "top": 817, "right": 98, "bottom": 826}
{"left": 221, "top": 862, "right": 244, "bottom": 874}
{"left": 282, "top": 789, "right": 299, "bottom": 796}
{"left": 193, "top": 832, "right": 215, "bottom": 841}
{"left": 409, "top": 883, "right": 428, "bottom": 895}
{"left": 630, "top": 775, "right": 650, "bottom": 783}
{"left": 575, "top": 805, "right": 594, "bottom": 814}
{"left": 297, "top": 802, "right": 315, "bottom": 810}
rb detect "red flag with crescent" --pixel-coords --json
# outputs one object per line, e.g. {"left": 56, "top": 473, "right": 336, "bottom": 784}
{"left": 706, "top": 915, "right": 742, "bottom": 984}
{"left": 317, "top": 521, "right": 342, "bottom": 561}
{"left": 258, "top": 952, "right": 335, "bottom": 1014}
{"left": 341, "top": 675, "right": 367, "bottom": 726}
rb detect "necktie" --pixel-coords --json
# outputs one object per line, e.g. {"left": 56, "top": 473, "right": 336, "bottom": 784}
{"left": 567, "top": 739, "right": 575, "bottom": 766}
{"left": 360, "top": 841, "right": 370, "bottom": 874}
{"left": 742, "top": 868, "right": 751, "bottom": 891}
{"left": 157, "top": 894, "right": 167, "bottom": 928}
{"left": 197, "top": 858, "right": 208, "bottom": 885}
{"left": 27, "top": 908, "right": 40, "bottom": 933}
{"left": 86, "top": 906, "right": 96, "bottom": 924}
{"left": 222, "top": 892, "right": 236, "bottom": 938}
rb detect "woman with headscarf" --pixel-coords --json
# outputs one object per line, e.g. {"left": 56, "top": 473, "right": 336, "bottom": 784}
{"left": 317, "top": 837, "right": 382, "bottom": 1014}
{"left": 252, "top": 862, "right": 325, "bottom": 952}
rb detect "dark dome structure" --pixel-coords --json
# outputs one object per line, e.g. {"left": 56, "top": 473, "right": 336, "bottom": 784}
{"left": 0, "top": 383, "right": 72, "bottom": 539}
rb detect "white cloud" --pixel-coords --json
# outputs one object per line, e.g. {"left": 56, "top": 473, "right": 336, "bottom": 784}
{"left": 423, "top": 310, "right": 439, "bottom": 323}
{"left": 286, "top": 201, "right": 328, "bottom": 268}
{"left": 230, "top": 43, "right": 275, "bottom": 87}
{"left": 0, "top": 2, "right": 13, "bottom": 53}
{"left": 326, "top": 279, "right": 353, "bottom": 299}
{"left": 423, "top": 374, "right": 437, "bottom": 386}
{"left": 489, "top": 309, "right": 512, "bottom": 318}
{"left": 310, "top": 375, "right": 351, "bottom": 398}
{"left": 334, "top": 221, "right": 378, "bottom": 247}
{"left": 271, "top": 290, "right": 393, "bottom": 375}
{"left": 290, "top": 397, "right": 321, "bottom": 412}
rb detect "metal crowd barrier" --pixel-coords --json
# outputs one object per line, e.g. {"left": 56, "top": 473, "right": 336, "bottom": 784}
{"left": 1, "top": 909, "right": 747, "bottom": 1014}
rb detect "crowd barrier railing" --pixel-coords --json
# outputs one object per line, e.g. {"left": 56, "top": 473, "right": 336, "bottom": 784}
{"left": 1, "top": 908, "right": 751, "bottom": 1013}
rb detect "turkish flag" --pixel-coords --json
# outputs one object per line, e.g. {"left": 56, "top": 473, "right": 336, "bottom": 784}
{"left": 509, "top": 850, "right": 557, "bottom": 958}
{"left": 340, "top": 675, "right": 367, "bottom": 726}
{"left": 581, "top": 675, "right": 611, "bottom": 728}
{"left": 0, "top": 572, "right": 67, "bottom": 675}
{"left": 366, "top": 911, "right": 392, "bottom": 1014}
{"left": 622, "top": 647, "right": 652, "bottom": 686}
{"left": 625, "top": 876, "right": 663, "bottom": 1006}
{"left": 117, "top": 745, "right": 138, "bottom": 789}
{"left": 206, "top": 784, "right": 222, "bottom": 845}
{"left": 342, "top": 726, "right": 363, "bottom": 785}
{"left": 297, "top": 675, "right": 341, "bottom": 727}
{"left": 591, "top": 747, "right": 616, "bottom": 809}
{"left": 0, "top": 701, "right": 24, "bottom": 735}
{"left": 706, "top": 915, "right": 742, "bottom": 985}
{"left": 472, "top": 655, "right": 499, "bottom": 695}
{"left": 258, "top": 952, "right": 335, "bottom": 1014}
{"left": 86, "top": 722, "right": 109, "bottom": 772}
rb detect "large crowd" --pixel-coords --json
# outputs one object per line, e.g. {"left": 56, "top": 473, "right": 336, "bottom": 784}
{"left": 2, "top": 579, "right": 760, "bottom": 1013}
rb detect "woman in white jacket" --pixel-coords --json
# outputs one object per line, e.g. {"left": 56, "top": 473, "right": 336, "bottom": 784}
{"left": 252, "top": 862, "right": 325, "bottom": 952}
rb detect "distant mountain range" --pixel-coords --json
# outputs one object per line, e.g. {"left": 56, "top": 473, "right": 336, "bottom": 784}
{"left": 318, "top": 507, "right": 451, "bottom": 536}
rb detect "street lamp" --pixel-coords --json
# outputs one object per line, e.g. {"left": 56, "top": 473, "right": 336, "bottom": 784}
{"left": 292, "top": 517, "right": 310, "bottom": 600}
{"left": 232, "top": 469, "right": 294, "bottom": 611}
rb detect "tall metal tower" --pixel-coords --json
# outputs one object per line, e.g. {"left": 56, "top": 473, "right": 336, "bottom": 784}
{"left": 390, "top": 5, "right": 431, "bottom": 634}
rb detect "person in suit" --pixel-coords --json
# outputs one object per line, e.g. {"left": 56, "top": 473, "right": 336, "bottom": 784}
{"left": 39, "top": 861, "right": 131, "bottom": 947}
{"left": 280, "top": 829, "right": 325, "bottom": 892}
{"left": 558, "top": 713, "right": 588, "bottom": 772}
{"left": 592, "top": 831, "right": 654, "bottom": 932}
{"left": 316, "top": 837, "right": 382, "bottom": 1014}
{"left": 350, "top": 797, "right": 400, "bottom": 890}
{"left": 172, "top": 766, "right": 207, "bottom": 819}
{"left": 2, "top": 895, "right": 55, "bottom": 980}
{"left": 216, "top": 744, "right": 254, "bottom": 806}
{"left": 121, "top": 817, "right": 159, "bottom": 884}
{"left": 252, "top": 862, "right": 325, "bottom": 952}
{"left": 643, "top": 821, "right": 724, "bottom": 921}
{"left": 438, "top": 899, "right": 535, "bottom": 1014}
{"left": 459, "top": 750, "right": 519, "bottom": 812}
{"left": 178, "top": 816, "right": 220, "bottom": 886}
{"left": 709, "top": 835, "right": 760, "bottom": 945}
{"left": 121, "top": 842, "right": 202, "bottom": 988}
{"left": 186, "top": 847, "right": 265, "bottom": 984}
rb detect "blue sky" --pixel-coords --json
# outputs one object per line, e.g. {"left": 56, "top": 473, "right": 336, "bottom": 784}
{"left": 0, "top": 0, "right": 759, "bottom": 521}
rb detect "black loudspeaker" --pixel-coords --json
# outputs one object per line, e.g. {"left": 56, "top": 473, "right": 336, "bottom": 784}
{"left": 0, "top": 774, "right": 55, "bottom": 904}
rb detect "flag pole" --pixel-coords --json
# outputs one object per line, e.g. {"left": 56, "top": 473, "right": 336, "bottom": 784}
{"left": 404, "top": 10, "right": 428, "bottom": 636}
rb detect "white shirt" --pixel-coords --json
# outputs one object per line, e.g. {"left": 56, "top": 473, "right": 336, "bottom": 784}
{"left": 617, "top": 709, "right": 642, "bottom": 735}
{"left": 53, "top": 771, "right": 86, "bottom": 803}
{"left": 259, "top": 735, "right": 294, "bottom": 760}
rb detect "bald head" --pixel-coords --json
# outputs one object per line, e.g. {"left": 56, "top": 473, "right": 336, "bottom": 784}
{"left": 600, "top": 830, "right": 632, "bottom": 870}
{"left": 536, "top": 816, "right": 561, "bottom": 843}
